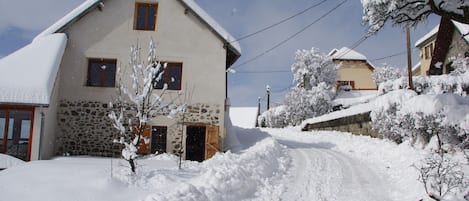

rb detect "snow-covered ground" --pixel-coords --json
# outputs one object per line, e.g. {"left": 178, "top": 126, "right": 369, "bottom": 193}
{"left": 229, "top": 107, "right": 258, "bottom": 128}
{"left": 0, "top": 108, "right": 466, "bottom": 200}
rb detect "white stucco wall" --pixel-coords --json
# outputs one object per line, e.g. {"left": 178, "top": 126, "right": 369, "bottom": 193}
{"left": 30, "top": 70, "right": 61, "bottom": 160}
{"left": 59, "top": 0, "right": 227, "bottom": 112}
{"left": 56, "top": 0, "right": 229, "bottom": 156}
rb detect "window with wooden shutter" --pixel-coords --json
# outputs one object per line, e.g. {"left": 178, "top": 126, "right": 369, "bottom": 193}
{"left": 136, "top": 125, "right": 151, "bottom": 154}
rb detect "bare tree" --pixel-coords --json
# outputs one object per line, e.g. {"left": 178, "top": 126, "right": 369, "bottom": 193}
{"left": 108, "top": 39, "right": 183, "bottom": 173}
{"left": 361, "top": 0, "right": 469, "bottom": 33}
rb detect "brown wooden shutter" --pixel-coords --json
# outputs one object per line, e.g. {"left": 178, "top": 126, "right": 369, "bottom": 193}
{"left": 205, "top": 125, "right": 219, "bottom": 160}
{"left": 350, "top": 81, "right": 355, "bottom": 89}
{"left": 137, "top": 125, "right": 151, "bottom": 154}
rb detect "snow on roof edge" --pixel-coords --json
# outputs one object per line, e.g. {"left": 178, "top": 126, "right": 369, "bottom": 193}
{"left": 34, "top": 0, "right": 101, "bottom": 41}
{"left": 0, "top": 33, "right": 67, "bottom": 105}
{"left": 415, "top": 24, "right": 439, "bottom": 47}
{"left": 452, "top": 20, "right": 469, "bottom": 43}
{"left": 331, "top": 47, "right": 367, "bottom": 61}
{"left": 180, "top": 0, "right": 241, "bottom": 55}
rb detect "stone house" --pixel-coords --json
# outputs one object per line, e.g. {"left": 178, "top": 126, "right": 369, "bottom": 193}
{"left": 414, "top": 17, "right": 469, "bottom": 76}
{"left": 328, "top": 47, "right": 377, "bottom": 91}
{"left": 0, "top": 0, "right": 241, "bottom": 162}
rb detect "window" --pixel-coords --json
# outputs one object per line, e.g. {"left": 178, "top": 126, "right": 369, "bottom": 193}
{"left": 153, "top": 62, "right": 182, "bottom": 90}
{"left": 135, "top": 3, "right": 158, "bottom": 31}
{"left": 338, "top": 80, "right": 354, "bottom": 91}
{"left": 151, "top": 126, "right": 167, "bottom": 154}
{"left": 87, "top": 59, "right": 117, "bottom": 87}
{"left": 424, "top": 43, "right": 433, "bottom": 60}
{"left": 0, "top": 108, "right": 34, "bottom": 161}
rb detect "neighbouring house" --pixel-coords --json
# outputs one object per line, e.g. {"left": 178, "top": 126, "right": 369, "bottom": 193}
{"left": 413, "top": 24, "right": 439, "bottom": 76}
{"left": 0, "top": 0, "right": 241, "bottom": 162}
{"left": 414, "top": 17, "right": 469, "bottom": 76}
{"left": 328, "top": 47, "right": 377, "bottom": 91}
{"left": 429, "top": 17, "right": 469, "bottom": 75}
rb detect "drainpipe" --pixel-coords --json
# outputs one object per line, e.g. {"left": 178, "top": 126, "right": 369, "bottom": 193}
{"left": 38, "top": 106, "right": 45, "bottom": 160}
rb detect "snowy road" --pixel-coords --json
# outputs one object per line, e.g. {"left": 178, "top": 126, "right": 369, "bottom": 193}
{"left": 270, "top": 132, "right": 393, "bottom": 201}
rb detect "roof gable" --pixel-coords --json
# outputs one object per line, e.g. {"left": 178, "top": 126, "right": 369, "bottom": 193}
{"left": 34, "top": 0, "right": 241, "bottom": 58}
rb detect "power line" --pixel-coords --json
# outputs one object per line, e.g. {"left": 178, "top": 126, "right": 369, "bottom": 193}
{"left": 231, "top": 0, "right": 348, "bottom": 70}
{"left": 235, "top": 70, "right": 291, "bottom": 74}
{"left": 229, "top": 0, "right": 328, "bottom": 43}
{"left": 369, "top": 47, "right": 419, "bottom": 62}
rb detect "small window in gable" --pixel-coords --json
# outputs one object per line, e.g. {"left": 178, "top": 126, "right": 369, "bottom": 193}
{"left": 135, "top": 3, "right": 158, "bottom": 31}
{"left": 87, "top": 58, "right": 117, "bottom": 87}
{"left": 153, "top": 62, "right": 182, "bottom": 90}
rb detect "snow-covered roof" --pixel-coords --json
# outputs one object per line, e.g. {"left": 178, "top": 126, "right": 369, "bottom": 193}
{"left": 329, "top": 47, "right": 367, "bottom": 61}
{"left": 34, "top": 0, "right": 241, "bottom": 56}
{"left": 0, "top": 34, "right": 67, "bottom": 105}
{"left": 452, "top": 20, "right": 469, "bottom": 43}
{"left": 415, "top": 25, "right": 439, "bottom": 48}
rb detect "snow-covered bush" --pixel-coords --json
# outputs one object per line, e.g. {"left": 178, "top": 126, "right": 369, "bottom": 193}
{"left": 449, "top": 56, "right": 469, "bottom": 76}
{"left": 371, "top": 90, "right": 469, "bottom": 149}
{"left": 285, "top": 83, "right": 333, "bottom": 126}
{"left": 372, "top": 65, "right": 402, "bottom": 87}
{"left": 258, "top": 105, "right": 287, "bottom": 128}
{"left": 108, "top": 40, "right": 183, "bottom": 173}
{"left": 415, "top": 152, "right": 468, "bottom": 201}
{"left": 378, "top": 61, "right": 469, "bottom": 95}
{"left": 371, "top": 90, "right": 417, "bottom": 143}
{"left": 291, "top": 47, "right": 338, "bottom": 90}
{"left": 378, "top": 73, "right": 469, "bottom": 96}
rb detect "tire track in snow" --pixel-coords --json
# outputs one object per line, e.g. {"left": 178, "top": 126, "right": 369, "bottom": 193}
{"left": 278, "top": 140, "right": 392, "bottom": 201}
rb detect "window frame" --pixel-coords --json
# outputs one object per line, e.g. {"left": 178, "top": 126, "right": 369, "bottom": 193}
{"left": 153, "top": 62, "right": 183, "bottom": 91}
{"left": 134, "top": 2, "right": 158, "bottom": 31}
{"left": 151, "top": 126, "right": 167, "bottom": 154}
{"left": 86, "top": 58, "right": 117, "bottom": 88}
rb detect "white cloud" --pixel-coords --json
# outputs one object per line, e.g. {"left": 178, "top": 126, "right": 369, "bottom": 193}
{"left": 0, "top": 0, "right": 84, "bottom": 33}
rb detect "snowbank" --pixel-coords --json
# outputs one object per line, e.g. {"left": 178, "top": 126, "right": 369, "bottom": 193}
{"left": 0, "top": 154, "right": 25, "bottom": 169}
{"left": 0, "top": 130, "right": 288, "bottom": 201}
{"left": 229, "top": 107, "right": 258, "bottom": 128}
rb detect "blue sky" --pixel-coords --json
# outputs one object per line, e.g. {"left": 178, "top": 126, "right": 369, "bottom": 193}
{"left": 0, "top": 0, "right": 439, "bottom": 108}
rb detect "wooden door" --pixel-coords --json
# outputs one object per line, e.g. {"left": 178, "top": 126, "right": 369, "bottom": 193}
{"left": 186, "top": 126, "right": 206, "bottom": 162}
{"left": 205, "top": 125, "right": 219, "bottom": 160}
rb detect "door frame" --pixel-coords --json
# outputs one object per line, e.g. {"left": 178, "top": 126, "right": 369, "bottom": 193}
{"left": 0, "top": 105, "right": 35, "bottom": 161}
{"left": 185, "top": 124, "right": 206, "bottom": 162}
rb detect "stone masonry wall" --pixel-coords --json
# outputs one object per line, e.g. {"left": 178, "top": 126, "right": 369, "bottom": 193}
{"left": 57, "top": 100, "right": 222, "bottom": 157}
{"left": 57, "top": 100, "right": 122, "bottom": 157}
{"left": 302, "top": 112, "right": 382, "bottom": 138}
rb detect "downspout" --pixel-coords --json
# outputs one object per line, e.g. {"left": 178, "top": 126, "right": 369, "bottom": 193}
{"left": 38, "top": 106, "right": 45, "bottom": 160}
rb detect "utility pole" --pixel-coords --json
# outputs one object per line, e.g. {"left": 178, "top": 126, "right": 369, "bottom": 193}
{"left": 406, "top": 27, "right": 414, "bottom": 90}
{"left": 266, "top": 85, "right": 271, "bottom": 111}
{"left": 255, "top": 96, "right": 261, "bottom": 127}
